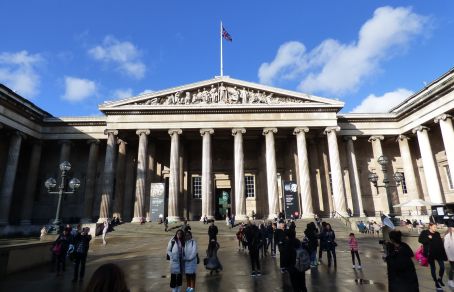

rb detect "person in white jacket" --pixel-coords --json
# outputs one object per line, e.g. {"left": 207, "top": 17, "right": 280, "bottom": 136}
{"left": 167, "top": 230, "right": 185, "bottom": 292}
{"left": 184, "top": 231, "right": 198, "bottom": 292}
{"left": 444, "top": 220, "right": 454, "bottom": 288}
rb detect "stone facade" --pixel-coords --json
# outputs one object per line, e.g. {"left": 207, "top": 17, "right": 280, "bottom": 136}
{"left": 1, "top": 71, "right": 454, "bottom": 225}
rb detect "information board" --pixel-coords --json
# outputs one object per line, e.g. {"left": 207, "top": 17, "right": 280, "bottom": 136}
{"left": 284, "top": 181, "right": 299, "bottom": 219}
{"left": 150, "top": 183, "right": 165, "bottom": 222}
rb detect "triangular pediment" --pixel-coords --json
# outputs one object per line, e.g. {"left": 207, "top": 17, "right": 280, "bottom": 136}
{"left": 99, "top": 76, "right": 343, "bottom": 111}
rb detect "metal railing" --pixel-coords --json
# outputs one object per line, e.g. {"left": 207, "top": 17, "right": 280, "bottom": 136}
{"left": 332, "top": 211, "right": 352, "bottom": 230}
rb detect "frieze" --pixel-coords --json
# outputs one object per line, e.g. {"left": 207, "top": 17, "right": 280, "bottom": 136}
{"left": 136, "top": 83, "right": 311, "bottom": 106}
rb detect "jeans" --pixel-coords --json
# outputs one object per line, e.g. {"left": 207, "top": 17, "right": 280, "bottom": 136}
{"left": 351, "top": 250, "right": 361, "bottom": 265}
{"left": 73, "top": 253, "right": 87, "bottom": 280}
{"left": 249, "top": 248, "right": 261, "bottom": 271}
{"left": 327, "top": 248, "right": 337, "bottom": 266}
{"left": 429, "top": 258, "right": 445, "bottom": 282}
{"left": 309, "top": 250, "right": 317, "bottom": 265}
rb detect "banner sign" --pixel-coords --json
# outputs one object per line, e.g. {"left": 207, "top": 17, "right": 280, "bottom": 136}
{"left": 284, "top": 181, "right": 299, "bottom": 219}
{"left": 150, "top": 183, "right": 165, "bottom": 222}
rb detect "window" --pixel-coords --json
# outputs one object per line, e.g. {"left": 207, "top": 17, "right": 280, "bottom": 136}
{"left": 445, "top": 165, "right": 454, "bottom": 190}
{"left": 192, "top": 176, "right": 202, "bottom": 198}
{"left": 245, "top": 175, "right": 255, "bottom": 197}
{"left": 400, "top": 172, "right": 408, "bottom": 194}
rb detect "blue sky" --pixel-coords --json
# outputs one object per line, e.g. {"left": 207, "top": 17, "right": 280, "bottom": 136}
{"left": 0, "top": 1, "right": 453, "bottom": 116}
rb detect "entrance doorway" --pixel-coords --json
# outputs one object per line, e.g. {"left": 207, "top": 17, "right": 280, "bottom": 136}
{"left": 215, "top": 188, "right": 231, "bottom": 220}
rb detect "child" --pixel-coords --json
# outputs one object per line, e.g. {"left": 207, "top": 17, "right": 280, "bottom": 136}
{"left": 348, "top": 233, "right": 362, "bottom": 269}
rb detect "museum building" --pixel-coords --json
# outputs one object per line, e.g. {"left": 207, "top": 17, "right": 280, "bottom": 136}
{"left": 0, "top": 68, "right": 454, "bottom": 226}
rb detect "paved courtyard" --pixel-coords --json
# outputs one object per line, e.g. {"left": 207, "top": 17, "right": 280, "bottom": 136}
{"left": 0, "top": 220, "right": 441, "bottom": 291}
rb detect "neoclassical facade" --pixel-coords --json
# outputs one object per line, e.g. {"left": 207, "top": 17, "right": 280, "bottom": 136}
{"left": 1, "top": 68, "right": 454, "bottom": 226}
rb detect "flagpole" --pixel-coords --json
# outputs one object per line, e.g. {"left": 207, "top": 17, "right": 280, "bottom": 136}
{"left": 220, "top": 20, "right": 223, "bottom": 77}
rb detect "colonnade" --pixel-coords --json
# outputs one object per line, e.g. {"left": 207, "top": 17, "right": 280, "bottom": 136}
{"left": 1, "top": 113, "right": 454, "bottom": 225}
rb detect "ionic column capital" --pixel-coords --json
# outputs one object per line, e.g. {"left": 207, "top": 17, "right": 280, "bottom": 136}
{"left": 293, "top": 127, "right": 309, "bottom": 135}
{"left": 368, "top": 136, "right": 384, "bottom": 143}
{"left": 434, "top": 114, "right": 453, "bottom": 124}
{"left": 323, "top": 126, "right": 340, "bottom": 135}
{"left": 412, "top": 125, "right": 430, "bottom": 134}
{"left": 343, "top": 136, "right": 357, "bottom": 142}
{"left": 168, "top": 129, "right": 182, "bottom": 136}
{"left": 104, "top": 129, "right": 119, "bottom": 136}
{"left": 396, "top": 134, "right": 410, "bottom": 142}
{"left": 87, "top": 139, "right": 100, "bottom": 145}
{"left": 136, "top": 129, "right": 150, "bottom": 136}
{"left": 200, "top": 128, "right": 214, "bottom": 136}
{"left": 232, "top": 128, "right": 246, "bottom": 136}
{"left": 262, "top": 127, "right": 278, "bottom": 135}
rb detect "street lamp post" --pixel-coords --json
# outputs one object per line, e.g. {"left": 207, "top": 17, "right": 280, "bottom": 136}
{"left": 368, "top": 155, "right": 404, "bottom": 216}
{"left": 45, "top": 161, "right": 80, "bottom": 229}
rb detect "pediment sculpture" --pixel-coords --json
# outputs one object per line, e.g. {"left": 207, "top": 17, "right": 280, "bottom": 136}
{"left": 137, "top": 83, "right": 311, "bottom": 106}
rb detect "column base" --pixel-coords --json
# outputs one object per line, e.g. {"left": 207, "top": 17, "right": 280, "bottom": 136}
{"left": 234, "top": 214, "right": 248, "bottom": 222}
{"left": 168, "top": 216, "right": 183, "bottom": 223}
{"left": 97, "top": 217, "right": 109, "bottom": 224}
{"left": 131, "top": 217, "right": 144, "bottom": 223}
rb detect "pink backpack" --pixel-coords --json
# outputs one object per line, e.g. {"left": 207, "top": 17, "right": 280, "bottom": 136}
{"left": 415, "top": 245, "right": 428, "bottom": 267}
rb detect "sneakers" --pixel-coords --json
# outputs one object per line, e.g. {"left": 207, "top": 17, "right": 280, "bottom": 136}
{"left": 251, "top": 271, "right": 256, "bottom": 277}
{"left": 448, "top": 280, "right": 454, "bottom": 288}
{"left": 356, "top": 265, "right": 362, "bottom": 269}
{"left": 256, "top": 271, "right": 262, "bottom": 276}
{"left": 352, "top": 265, "right": 356, "bottom": 269}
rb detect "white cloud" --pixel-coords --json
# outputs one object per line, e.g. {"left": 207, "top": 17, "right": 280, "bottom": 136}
{"left": 139, "top": 89, "right": 154, "bottom": 95}
{"left": 258, "top": 6, "right": 427, "bottom": 95}
{"left": 88, "top": 36, "right": 146, "bottom": 79}
{"left": 0, "top": 50, "right": 42, "bottom": 98}
{"left": 62, "top": 76, "right": 97, "bottom": 102}
{"left": 112, "top": 88, "right": 133, "bottom": 100}
{"left": 351, "top": 88, "right": 413, "bottom": 113}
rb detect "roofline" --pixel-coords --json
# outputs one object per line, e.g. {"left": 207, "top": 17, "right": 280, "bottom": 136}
{"left": 0, "top": 84, "right": 53, "bottom": 118}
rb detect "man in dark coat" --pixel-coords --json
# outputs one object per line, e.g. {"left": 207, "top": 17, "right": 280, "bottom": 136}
{"left": 208, "top": 221, "right": 218, "bottom": 242}
{"left": 72, "top": 227, "right": 92, "bottom": 283}
{"left": 245, "top": 222, "right": 263, "bottom": 276}
{"left": 285, "top": 229, "right": 307, "bottom": 292}
{"left": 274, "top": 221, "right": 288, "bottom": 272}
{"left": 419, "top": 223, "right": 447, "bottom": 289}
{"left": 387, "top": 230, "right": 419, "bottom": 292}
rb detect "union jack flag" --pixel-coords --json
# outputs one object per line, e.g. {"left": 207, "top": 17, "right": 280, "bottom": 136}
{"left": 222, "top": 26, "right": 232, "bottom": 42}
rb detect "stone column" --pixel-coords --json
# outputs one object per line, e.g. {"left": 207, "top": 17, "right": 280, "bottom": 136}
{"left": 324, "top": 127, "right": 347, "bottom": 216}
{"left": 412, "top": 126, "right": 444, "bottom": 203}
{"left": 0, "top": 132, "right": 25, "bottom": 225}
{"left": 435, "top": 114, "right": 454, "bottom": 183}
{"left": 293, "top": 127, "right": 313, "bottom": 218}
{"left": 20, "top": 141, "right": 42, "bottom": 225}
{"left": 344, "top": 136, "right": 365, "bottom": 217}
{"left": 132, "top": 130, "right": 150, "bottom": 222}
{"left": 263, "top": 128, "right": 279, "bottom": 219}
{"left": 232, "top": 128, "right": 247, "bottom": 220}
{"left": 113, "top": 139, "right": 127, "bottom": 220}
{"left": 59, "top": 140, "right": 72, "bottom": 163}
{"left": 168, "top": 129, "right": 182, "bottom": 222}
{"left": 396, "top": 135, "right": 420, "bottom": 200}
{"left": 200, "top": 129, "right": 214, "bottom": 220}
{"left": 97, "top": 130, "right": 118, "bottom": 223}
{"left": 368, "top": 135, "right": 390, "bottom": 214}
{"left": 82, "top": 140, "right": 99, "bottom": 223}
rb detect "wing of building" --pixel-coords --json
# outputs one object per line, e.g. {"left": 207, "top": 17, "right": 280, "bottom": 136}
{"left": 1, "top": 70, "right": 454, "bottom": 227}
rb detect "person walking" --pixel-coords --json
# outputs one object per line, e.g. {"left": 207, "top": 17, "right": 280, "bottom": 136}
{"left": 259, "top": 223, "right": 267, "bottom": 257}
{"left": 52, "top": 228, "right": 71, "bottom": 276}
{"left": 72, "top": 227, "right": 92, "bottom": 283}
{"left": 208, "top": 221, "right": 218, "bottom": 242}
{"left": 348, "top": 233, "right": 362, "bottom": 269}
{"left": 245, "top": 222, "right": 263, "bottom": 276}
{"left": 285, "top": 229, "right": 307, "bottom": 292}
{"left": 236, "top": 224, "right": 245, "bottom": 251}
{"left": 318, "top": 222, "right": 327, "bottom": 263}
{"left": 386, "top": 230, "right": 419, "bottom": 292}
{"left": 183, "top": 231, "right": 198, "bottom": 292}
{"left": 205, "top": 239, "right": 222, "bottom": 274}
{"left": 265, "top": 222, "right": 273, "bottom": 256}
{"left": 102, "top": 220, "right": 109, "bottom": 245}
{"left": 323, "top": 223, "right": 337, "bottom": 268}
{"left": 275, "top": 221, "right": 288, "bottom": 272}
{"left": 164, "top": 217, "right": 169, "bottom": 232}
{"left": 419, "top": 223, "right": 447, "bottom": 290}
{"left": 444, "top": 220, "right": 454, "bottom": 288}
{"left": 167, "top": 230, "right": 185, "bottom": 292}
{"left": 303, "top": 222, "right": 319, "bottom": 267}
{"left": 271, "top": 222, "right": 277, "bottom": 257}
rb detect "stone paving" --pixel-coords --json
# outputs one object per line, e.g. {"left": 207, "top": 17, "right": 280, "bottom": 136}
{"left": 0, "top": 220, "right": 443, "bottom": 292}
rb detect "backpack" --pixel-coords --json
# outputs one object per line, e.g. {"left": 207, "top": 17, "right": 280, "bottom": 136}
{"left": 52, "top": 242, "right": 62, "bottom": 256}
{"left": 166, "top": 240, "right": 176, "bottom": 260}
{"left": 295, "top": 247, "right": 311, "bottom": 272}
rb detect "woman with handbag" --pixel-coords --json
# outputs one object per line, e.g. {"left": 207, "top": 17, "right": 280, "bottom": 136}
{"left": 205, "top": 239, "right": 222, "bottom": 275}
{"left": 183, "top": 231, "right": 198, "bottom": 292}
{"left": 324, "top": 223, "right": 337, "bottom": 268}
{"left": 167, "top": 230, "right": 185, "bottom": 292}
{"left": 419, "top": 223, "right": 447, "bottom": 290}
